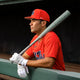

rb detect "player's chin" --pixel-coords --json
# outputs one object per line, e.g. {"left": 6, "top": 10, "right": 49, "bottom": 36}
{"left": 31, "top": 30, "right": 36, "bottom": 33}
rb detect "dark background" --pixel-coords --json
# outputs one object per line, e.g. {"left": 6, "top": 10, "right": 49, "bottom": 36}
{"left": 0, "top": 0, "right": 80, "bottom": 64}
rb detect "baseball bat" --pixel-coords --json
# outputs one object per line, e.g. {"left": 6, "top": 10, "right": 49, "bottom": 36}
{"left": 19, "top": 10, "right": 71, "bottom": 55}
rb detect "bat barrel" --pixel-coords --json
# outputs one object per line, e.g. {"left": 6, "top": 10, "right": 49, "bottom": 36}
{"left": 38, "top": 10, "right": 71, "bottom": 39}
{"left": 19, "top": 10, "right": 71, "bottom": 55}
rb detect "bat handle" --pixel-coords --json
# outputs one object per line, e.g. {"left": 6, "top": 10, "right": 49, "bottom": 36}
{"left": 19, "top": 44, "right": 32, "bottom": 55}
{"left": 19, "top": 38, "right": 39, "bottom": 55}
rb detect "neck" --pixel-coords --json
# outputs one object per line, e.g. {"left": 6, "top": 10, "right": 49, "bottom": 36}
{"left": 36, "top": 26, "right": 46, "bottom": 36}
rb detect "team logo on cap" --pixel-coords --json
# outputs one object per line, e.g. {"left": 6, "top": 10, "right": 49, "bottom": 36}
{"left": 31, "top": 11, "right": 34, "bottom": 15}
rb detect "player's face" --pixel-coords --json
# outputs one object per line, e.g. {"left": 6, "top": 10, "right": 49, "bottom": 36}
{"left": 29, "top": 19, "right": 42, "bottom": 34}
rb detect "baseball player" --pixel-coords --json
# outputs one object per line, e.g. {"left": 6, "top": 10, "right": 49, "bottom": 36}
{"left": 10, "top": 9, "right": 65, "bottom": 78}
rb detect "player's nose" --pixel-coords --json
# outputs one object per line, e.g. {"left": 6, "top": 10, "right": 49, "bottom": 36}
{"left": 29, "top": 21, "right": 33, "bottom": 26}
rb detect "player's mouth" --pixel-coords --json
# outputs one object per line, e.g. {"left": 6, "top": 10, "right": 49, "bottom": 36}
{"left": 30, "top": 25, "right": 33, "bottom": 29}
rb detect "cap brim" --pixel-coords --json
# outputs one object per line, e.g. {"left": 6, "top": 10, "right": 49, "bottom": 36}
{"left": 24, "top": 16, "right": 34, "bottom": 20}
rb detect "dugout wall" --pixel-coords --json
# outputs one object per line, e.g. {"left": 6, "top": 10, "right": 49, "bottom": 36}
{"left": 0, "top": 58, "right": 80, "bottom": 80}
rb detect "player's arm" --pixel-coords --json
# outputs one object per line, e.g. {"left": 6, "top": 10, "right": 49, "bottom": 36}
{"left": 26, "top": 57, "right": 55, "bottom": 68}
{"left": 22, "top": 52, "right": 31, "bottom": 59}
{"left": 22, "top": 52, "right": 55, "bottom": 68}
{"left": 10, "top": 53, "right": 55, "bottom": 68}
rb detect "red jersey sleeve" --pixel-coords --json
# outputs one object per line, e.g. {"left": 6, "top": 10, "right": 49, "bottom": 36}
{"left": 44, "top": 32, "right": 60, "bottom": 59}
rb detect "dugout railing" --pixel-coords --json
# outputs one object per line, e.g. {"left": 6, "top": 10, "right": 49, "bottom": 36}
{"left": 0, "top": 58, "right": 80, "bottom": 80}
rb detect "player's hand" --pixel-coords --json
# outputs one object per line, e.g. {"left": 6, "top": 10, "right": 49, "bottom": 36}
{"left": 17, "top": 65, "right": 29, "bottom": 78}
{"left": 9, "top": 53, "right": 28, "bottom": 66}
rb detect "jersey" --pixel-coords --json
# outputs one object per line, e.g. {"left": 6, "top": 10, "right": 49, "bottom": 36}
{"left": 25, "top": 31, "right": 65, "bottom": 71}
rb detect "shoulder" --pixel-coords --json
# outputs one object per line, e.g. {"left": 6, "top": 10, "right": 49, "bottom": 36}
{"left": 43, "top": 31, "right": 61, "bottom": 45}
{"left": 43, "top": 31, "right": 61, "bottom": 46}
{"left": 44, "top": 31, "right": 59, "bottom": 40}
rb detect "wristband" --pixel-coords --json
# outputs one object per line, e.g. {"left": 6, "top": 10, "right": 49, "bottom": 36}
{"left": 21, "top": 59, "right": 28, "bottom": 66}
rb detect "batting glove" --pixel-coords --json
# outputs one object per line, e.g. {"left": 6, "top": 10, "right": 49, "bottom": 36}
{"left": 17, "top": 65, "right": 29, "bottom": 78}
{"left": 9, "top": 53, "right": 28, "bottom": 66}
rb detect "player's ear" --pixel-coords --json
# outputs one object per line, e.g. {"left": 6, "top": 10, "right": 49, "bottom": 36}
{"left": 41, "top": 21, "right": 47, "bottom": 27}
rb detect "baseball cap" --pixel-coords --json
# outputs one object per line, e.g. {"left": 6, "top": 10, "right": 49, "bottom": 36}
{"left": 24, "top": 9, "right": 50, "bottom": 22}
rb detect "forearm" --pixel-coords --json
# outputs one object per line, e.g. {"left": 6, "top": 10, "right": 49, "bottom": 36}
{"left": 22, "top": 52, "right": 31, "bottom": 59}
{"left": 22, "top": 53, "right": 54, "bottom": 68}
{"left": 26, "top": 57, "right": 55, "bottom": 68}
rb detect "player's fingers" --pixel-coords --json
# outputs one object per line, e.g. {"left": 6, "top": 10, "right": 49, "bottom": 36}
{"left": 25, "top": 66, "right": 29, "bottom": 73}
{"left": 17, "top": 65, "right": 27, "bottom": 78}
